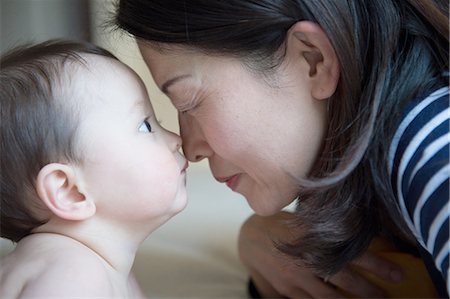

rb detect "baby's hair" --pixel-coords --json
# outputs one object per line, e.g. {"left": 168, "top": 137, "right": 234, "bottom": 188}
{"left": 0, "top": 40, "right": 118, "bottom": 242}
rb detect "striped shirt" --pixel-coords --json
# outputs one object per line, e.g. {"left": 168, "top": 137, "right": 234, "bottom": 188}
{"left": 389, "top": 86, "right": 450, "bottom": 294}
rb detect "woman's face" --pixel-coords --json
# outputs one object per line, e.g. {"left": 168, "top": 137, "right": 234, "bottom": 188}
{"left": 139, "top": 43, "right": 328, "bottom": 216}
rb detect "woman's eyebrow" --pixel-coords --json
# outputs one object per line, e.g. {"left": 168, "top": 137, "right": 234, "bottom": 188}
{"left": 161, "top": 74, "right": 191, "bottom": 94}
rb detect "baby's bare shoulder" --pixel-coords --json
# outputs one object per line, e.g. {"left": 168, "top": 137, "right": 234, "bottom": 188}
{"left": 0, "top": 234, "right": 113, "bottom": 297}
{"left": 0, "top": 246, "right": 33, "bottom": 298}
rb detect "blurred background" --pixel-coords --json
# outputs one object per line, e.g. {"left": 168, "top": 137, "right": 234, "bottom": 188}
{"left": 1, "top": 1, "right": 256, "bottom": 297}
{"left": 1, "top": 0, "right": 179, "bottom": 134}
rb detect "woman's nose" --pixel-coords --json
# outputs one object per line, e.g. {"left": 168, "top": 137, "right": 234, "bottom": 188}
{"left": 179, "top": 113, "right": 213, "bottom": 162}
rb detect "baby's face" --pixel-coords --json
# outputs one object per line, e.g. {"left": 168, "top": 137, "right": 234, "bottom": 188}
{"left": 72, "top": 55, "right": 187, "bottom": 230}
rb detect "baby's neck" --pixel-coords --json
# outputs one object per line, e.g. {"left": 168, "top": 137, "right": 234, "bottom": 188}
{"left": 33, "top": 218, "right": 147, "bottom": 275}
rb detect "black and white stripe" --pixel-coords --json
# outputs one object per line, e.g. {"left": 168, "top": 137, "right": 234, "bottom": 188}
{"left": 389, "top": 86, "right": 449, "bottom": 292}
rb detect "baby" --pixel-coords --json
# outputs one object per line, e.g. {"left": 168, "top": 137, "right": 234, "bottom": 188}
{"left": 0, "top": 40, "right": 188, "bottom": 298}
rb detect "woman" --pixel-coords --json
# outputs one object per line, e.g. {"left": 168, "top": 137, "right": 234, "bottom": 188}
{"left": 115, "top": 0, "right": 449, "bottom": 297}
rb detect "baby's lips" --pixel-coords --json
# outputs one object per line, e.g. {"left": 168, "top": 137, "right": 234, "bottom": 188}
{"left": 181, "top": 161, "right": 189, "bottom": 172}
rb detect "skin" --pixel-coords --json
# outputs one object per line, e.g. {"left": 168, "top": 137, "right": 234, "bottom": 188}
{"left": 138, "top": 43, "right": 328, "bottom": 216}
{"left": 0, "top": 55, "right": 187, "bottom": 298}
{"left": 74, "top": 55, "right": 188, "bottom": 230}
{"left": 137, "top": 21, "right": 404, "bottom": 298}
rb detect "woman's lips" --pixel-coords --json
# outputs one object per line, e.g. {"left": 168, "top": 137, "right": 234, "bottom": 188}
{"left": 216, "top": 174, "right": 241, "bottom": 191}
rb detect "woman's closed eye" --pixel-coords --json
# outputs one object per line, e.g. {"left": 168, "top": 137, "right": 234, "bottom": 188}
{"left": 180, "top": 108, "right": 191, "bottom": 115}
{"left": 179, "top": 102, "right": 200, "bottom": 115}
{"left": 138, "top": 118, "right": 153, "bottom": 133}
{"left": 174, "top": 97, "right": 201, "bottom": 115}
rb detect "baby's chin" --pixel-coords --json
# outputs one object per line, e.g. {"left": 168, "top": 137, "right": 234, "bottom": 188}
{"left": 171, "top": 191, "right": 189, "bottom": 215}
{"left": 144, "top": 200, "right": 187, "bottom": 236}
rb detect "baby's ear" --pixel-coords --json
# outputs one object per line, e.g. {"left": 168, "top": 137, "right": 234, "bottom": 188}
{"left": 36, "top": 163, "right": 95, "bottom": 221}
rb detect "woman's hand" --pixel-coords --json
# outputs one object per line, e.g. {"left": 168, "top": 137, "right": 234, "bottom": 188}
{"left": 238, "top": 212, "right": 404, "bottom": 298}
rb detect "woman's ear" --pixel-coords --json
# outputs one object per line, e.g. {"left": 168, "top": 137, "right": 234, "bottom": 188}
{"left": 286, "top": 21, "right": 340, "bottom": 100}
{"left": 36, "top": 163, "right": 95, "bottom": 221}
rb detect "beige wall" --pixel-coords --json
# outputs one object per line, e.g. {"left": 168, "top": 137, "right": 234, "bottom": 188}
{"left": 88, "top": 0, "right": 180, "bottom": 134}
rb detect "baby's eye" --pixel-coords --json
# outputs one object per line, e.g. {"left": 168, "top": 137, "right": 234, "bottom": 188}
{"left": 138, "top": 119, "right": 153, "bottom": 133}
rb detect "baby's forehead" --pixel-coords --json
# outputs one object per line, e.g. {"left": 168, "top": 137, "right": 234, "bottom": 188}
{"left": 76, "top": 53, "right": 129, "bottom": 77}
{"left": 65, "top": 53, "right": 147, "bottom": 109}
{"left": 67, "top": 54, "right": 139, "bottom": 98}
{"left": 54, "top": 55, "right": 113, "bottom": 110}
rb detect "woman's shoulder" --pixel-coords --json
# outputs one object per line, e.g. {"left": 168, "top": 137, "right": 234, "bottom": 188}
{"left": 389, "top": 85, "right": 449, "bottom": 187}
{"left": 387, "top": 85, "right": 448, "bottom": 234}
{"left": 387, "top": 85, "right": 449, "bottom": 291}
{"left": 388, "top": 85, "right": 449, "bottom": 223}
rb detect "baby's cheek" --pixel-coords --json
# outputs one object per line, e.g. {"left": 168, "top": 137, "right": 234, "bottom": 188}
{"left": 150, "top": 158, "right": 181, "bottom": 196}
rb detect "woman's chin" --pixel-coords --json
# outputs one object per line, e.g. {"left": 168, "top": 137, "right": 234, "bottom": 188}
{"left": 246, "top": 198, "right": 282, "bottom": 217}
{"left": 244, "top": 191, "right": 296, "bottom": 216}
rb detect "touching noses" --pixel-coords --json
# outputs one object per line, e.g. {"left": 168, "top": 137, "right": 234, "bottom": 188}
{"left": 163, "top": 129, "right": 182, "bottom": 152}
{"left": 179, "top": 113, "right": 213, "bottom": 162}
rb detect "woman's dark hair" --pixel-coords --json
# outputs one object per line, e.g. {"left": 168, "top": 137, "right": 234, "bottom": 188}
{"left": 115, "top": 0, "right": 449, "bottom": 275}
{"left": 0, "top": 40, "right": 117, "bottom": 242}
